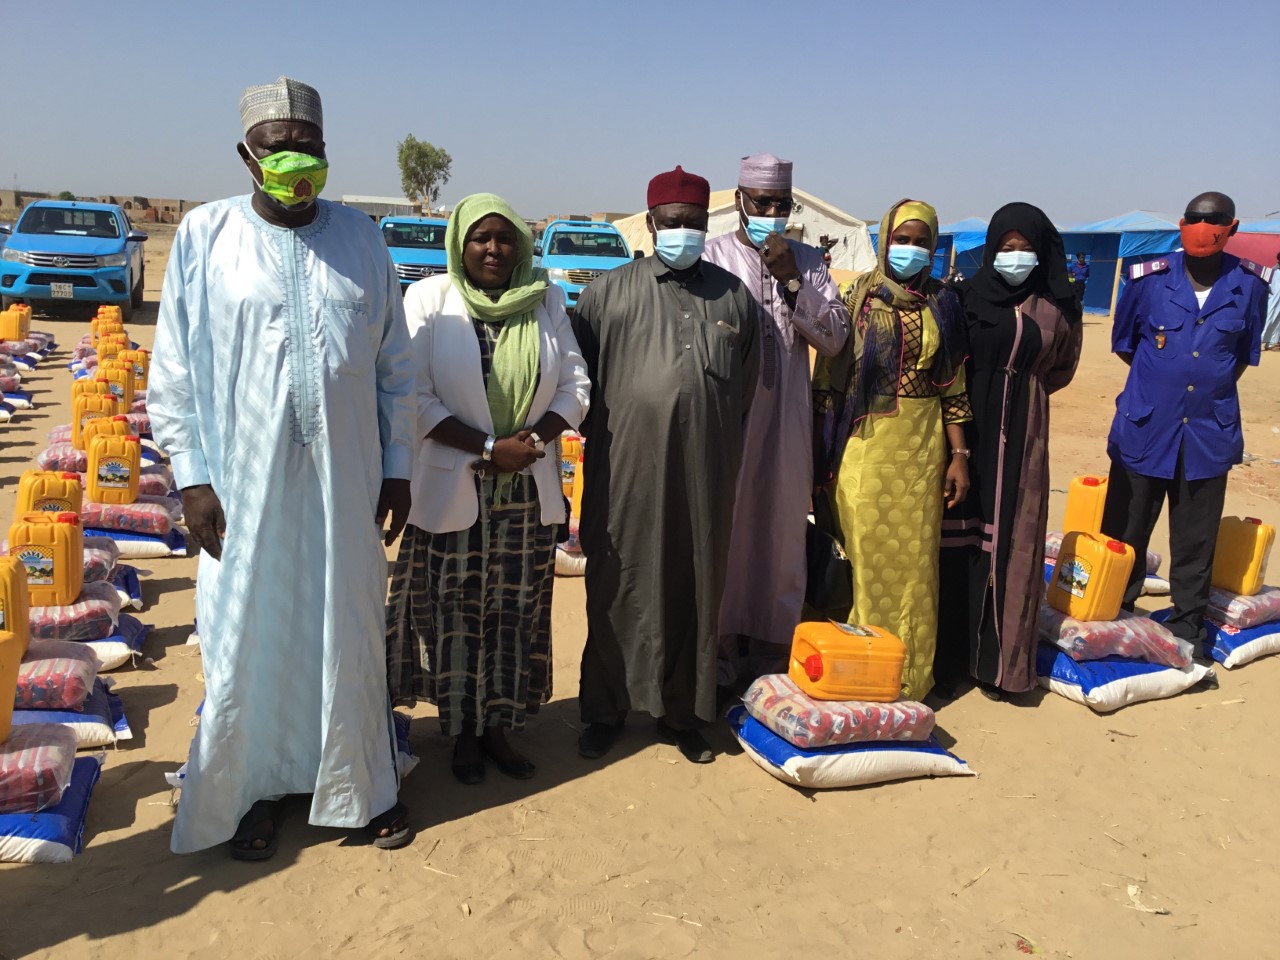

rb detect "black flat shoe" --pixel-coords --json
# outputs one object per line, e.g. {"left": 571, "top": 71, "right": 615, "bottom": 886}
{"left": 931, "top": 681, "right": 958, "bottom": 702}
{"left": 977, "top": 682, "right": 1005, "bottom": 702}
{"left": 578, "top": 722, "right": 621, "bottom": 759}
{"left": 451, "top": 740, "right": 486, "bottom": 785}
{"left": 482, "top": 742, "right": 536, "bottom": 780}
{"left": 656, "top": 721, "right": 714, "bottom": 764}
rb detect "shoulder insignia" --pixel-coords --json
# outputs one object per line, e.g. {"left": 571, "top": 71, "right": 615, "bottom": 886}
{"left": 1238, "top": 259, "right": 1275, "bottom": 284}
{"left": 1129, "top": 259, "right": 1169, "bottom": 281}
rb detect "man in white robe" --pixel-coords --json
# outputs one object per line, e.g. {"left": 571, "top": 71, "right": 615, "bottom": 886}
{"left": 149, "top": 77, "right": 416, "bottom": 857}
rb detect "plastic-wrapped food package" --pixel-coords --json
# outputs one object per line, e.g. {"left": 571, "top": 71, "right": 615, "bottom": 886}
{"left": 83, "top": 537, "right": 121, "bottom": 583}
{"left": 742, "top": 674, "right": 935, "bottom": 749}
{"left": 1205, "top": 586, "right": 1280, "bottom": 630}
{"left": 1046, "top": 531, "right": 1161, "bottom": 575}
{"left": 131, "top": 396, "right": 147, "bottom": 414}
{"left": 1036, "top": 645, "right": 1212, "bottom": 713}
{"left": 728, "top": 707, "right": 972, "bottom": 790}
{"left": 1150, "top": 608, "right": 1280, "bottom": 670}
{"left": 0, "top": 375, "right": 21, "bottom": 393}
{"left": 11, "top": 679, "right": 131, "bottom": 748}
{"left": 36, "top": 443, "right": 87, "bottom": 473}
{"left": 86, "top": 527, "right": 187, "bottom": 559}
{"left": 0, "top": 724, "right": 79, "bottom": 815}
{"left": 1038, "top": 602, "right": 1193, "bottom": 668}
{"left": 126, "top": 412, "right": 151, "bottom": 436}
{"left": 29, "top": 581, "right": 122, "bottom": 643}
{"left": 15, "top": 640, "right": 98, "bottom": 710}
{"left": 81, "top": 496, "right": 182, "bottom": 536}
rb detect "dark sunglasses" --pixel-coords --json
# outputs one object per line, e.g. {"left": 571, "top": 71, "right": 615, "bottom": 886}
{"left": 1183, "top": 212, "right": 1234, "bottom": 226}
{"left": 741, "top": 191, "right": 794, "bottom": 214}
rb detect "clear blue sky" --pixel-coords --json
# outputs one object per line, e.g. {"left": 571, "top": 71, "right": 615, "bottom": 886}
{"left": 8, "top": 0, "right": 1277, "bottom": 224}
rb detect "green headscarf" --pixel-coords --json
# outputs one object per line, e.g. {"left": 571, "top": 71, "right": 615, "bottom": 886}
{"left": 446, "top": 193, "right": 547, "bottom": 495}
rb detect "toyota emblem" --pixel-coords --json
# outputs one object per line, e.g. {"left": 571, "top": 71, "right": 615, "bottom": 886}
{"left": 53, "top": 256, "right": 69, "bottom": 267}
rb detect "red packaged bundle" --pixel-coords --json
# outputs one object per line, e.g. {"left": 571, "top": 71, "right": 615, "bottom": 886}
{"left": 742, "top": 674, "right": 936, "bottom": 749}
{"left": 1038, "top": 603, "right": 1194, "bottom": 668}
{"left": 29, "top": 581, "right": 122, "bottom": 643}
{"left": 80, "top": 496, "right": 182, "bottom": 536}
{"left": 0, "top": 724, "right": 78, "bottom": 815}
{"left": 15, "top": 640, "right": 98, "bottom": 711}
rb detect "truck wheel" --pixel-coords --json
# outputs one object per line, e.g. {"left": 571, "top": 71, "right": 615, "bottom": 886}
{"left": 0, "top": 297, "right": 15, "bottom": 310}
{"left": 120, "top": 293, "right": 134, "bottom": 324}
{"left": 131, "top": 262, "right": 145, "bottom": 308}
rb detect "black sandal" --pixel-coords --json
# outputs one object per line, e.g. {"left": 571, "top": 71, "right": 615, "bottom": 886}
{"left": 229, "top": 798, "right": 282, "bottom": 861}
{"left": 366, "top": 802, "right": 413, "bottom": 850}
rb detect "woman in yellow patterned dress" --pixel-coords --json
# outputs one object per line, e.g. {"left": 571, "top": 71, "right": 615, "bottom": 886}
{"left": 814, "top": 200, "right": 971, "bottom": 699}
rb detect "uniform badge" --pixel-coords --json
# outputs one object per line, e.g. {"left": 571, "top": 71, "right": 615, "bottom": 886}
{"left": 1155, "top": 333, "right": 1166, "bottom": 350}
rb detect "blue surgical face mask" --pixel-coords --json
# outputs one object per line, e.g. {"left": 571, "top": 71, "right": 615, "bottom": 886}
{"left": 653, "top": 226, "right": 706, "bottom": 269}
{"left": 887, "top": 244, "right": 932, "bottom": 280}
{"left": 743, "top": 212, "right": 788, "bottom": 247}
{"left": 993, "top": 250, "right": 1039, "bottom": 285}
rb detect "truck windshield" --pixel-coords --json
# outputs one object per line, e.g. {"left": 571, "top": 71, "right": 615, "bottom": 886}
{"left": 18, "top": 207, "right": 121, "bottom": 238}
{"left": 383, "top": 223, "right": 446, "bottom": 249}
{"left": 551, "top": 232, "right": 628, "bottom": 258}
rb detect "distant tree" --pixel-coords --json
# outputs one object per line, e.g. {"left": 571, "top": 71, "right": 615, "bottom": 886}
{"left": 397, "top": 135, "right": 452, "bottom": 215}
{"left": 57, "top": 190, "right": 76, "bottom": 201}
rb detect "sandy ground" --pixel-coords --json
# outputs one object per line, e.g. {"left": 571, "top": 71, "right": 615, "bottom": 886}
{"left": 1, "top": 226, "right": 1279, "bottom": 960}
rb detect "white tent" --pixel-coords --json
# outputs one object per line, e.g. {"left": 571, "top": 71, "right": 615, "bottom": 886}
{"left": 614, "top": 187, "right": 876, "bottom": 274}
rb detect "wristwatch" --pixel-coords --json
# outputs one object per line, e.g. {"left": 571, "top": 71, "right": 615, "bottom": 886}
{"left": 785, "top": 278, "right": 802, "bottom": 294}
{"left": 482, "top": 435, "right": 496, "bottom": 461}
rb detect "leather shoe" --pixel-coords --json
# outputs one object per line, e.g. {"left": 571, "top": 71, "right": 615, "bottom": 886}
{"left": 451, "top": 740, "right": 486, "bottom": 785}
{"left": 656, "top": 721, "right": 714, "bottom": 764}
{"left": 482, "top": 742, "right": 536, "bottom": 780}
{"left": 578, "top": 722, "right": 621, "bottom": 759}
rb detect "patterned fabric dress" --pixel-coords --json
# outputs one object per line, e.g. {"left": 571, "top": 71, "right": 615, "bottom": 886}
{"left": 385, "top": 317, "right": 557, "bottom": 737}
{"left": 834, "top": 306, "right": 972, "bottom": 700}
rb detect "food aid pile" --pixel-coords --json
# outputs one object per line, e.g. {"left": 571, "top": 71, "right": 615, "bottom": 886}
{"left": 1154, "top": 517, "right": 1280, "bottom": 671}
{"left": 0, "top": 307, "right": 166, "bottom": 863}
{"left": 1036, "top": 480, "right": 1214, "bottom": 712}
{"left": 44, "top": 308, "right": 185, "bottom": 559}
{"left": 730, "top": 622, "right": 974, "bottom": 790}
{"left": 0, "top": 303, "right": 58, "bottom": 422}
{"left": 554, "top": 433, "right": 586, "bottom": 577}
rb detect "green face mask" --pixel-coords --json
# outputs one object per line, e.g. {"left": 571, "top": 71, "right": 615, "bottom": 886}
{"left": 247, "top": 146, "right": 328, "bottom": 206}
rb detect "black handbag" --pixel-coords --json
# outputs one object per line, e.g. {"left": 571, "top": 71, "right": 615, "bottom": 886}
{"left": 804, "top": 488, "right": 852, "bottom": 622}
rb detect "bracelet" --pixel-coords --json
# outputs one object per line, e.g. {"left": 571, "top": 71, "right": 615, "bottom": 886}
{"left": 950, "top": 448, "right": 971, "bottom": 460}
{"left": 482, "top": 435, "right": 496, "bottom": 461}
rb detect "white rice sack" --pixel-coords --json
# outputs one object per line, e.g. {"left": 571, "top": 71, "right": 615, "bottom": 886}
{"left": 727, "top": 706, "right": 973, "bottom": 790}
{"left": 554, "top": 546, "right": 586, "bottom": 577}
{"left": 10, "top": 679, "right": 131, "bottom": 748}
{"left": 1035, "top": 645, "right": 1212, "bottom": 713}
{"left": 0, "top": 757, "right": 103, "bottom": 863}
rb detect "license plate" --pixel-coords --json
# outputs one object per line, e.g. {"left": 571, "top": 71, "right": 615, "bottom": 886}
{"left": 50, "top": 282, "right": 74, "bottom": 299}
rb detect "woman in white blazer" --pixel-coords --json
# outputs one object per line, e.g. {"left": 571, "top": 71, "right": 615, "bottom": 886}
{"left": 386, "top": 194, "right": 590, "bottom": 785}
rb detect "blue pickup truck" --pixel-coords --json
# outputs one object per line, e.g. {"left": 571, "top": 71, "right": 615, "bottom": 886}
{"left": 0, "top": 200, "right": 148, "bottom": 320}
{"left": 380, "top": 216, "right": 448, "bottom": 292}
{"left": 534, "top": 219, "right": 631, "bottom": 310}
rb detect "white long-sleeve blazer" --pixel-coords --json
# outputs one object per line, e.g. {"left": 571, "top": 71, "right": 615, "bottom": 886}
{"left": 404, "top": 274, "right": 591, "bottom": 534}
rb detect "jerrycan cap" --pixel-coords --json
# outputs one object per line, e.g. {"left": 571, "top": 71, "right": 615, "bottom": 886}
{"left": 1081, "top": 476, "right": 1103, "bottom": 487}
{"left": 123, "top": 436, "right": 140, "bottom": 443}
{"left": 55, "top": 513, "right": 80, "bottom": 525}
{"left": 95, "top": 377, "right": 110, "bottom": 384}
{"left": 803, "top": 653, "right": 824, "bottom": 682}
{"left": 1105, "top": 540, "right": 1126, "bottom": 554}
{"left": 59, "top": 472, "right": 78, "bottom": 480}
{"left": 111, "top": 414, "right": 129, "bottom": 422}
{"left": 1247, "top": 517, "right": 1262, "bottom": 525}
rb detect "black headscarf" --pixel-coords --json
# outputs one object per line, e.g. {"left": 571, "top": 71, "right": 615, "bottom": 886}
{"left": 966, "top": 202, "right": 1080, "bottom": 322}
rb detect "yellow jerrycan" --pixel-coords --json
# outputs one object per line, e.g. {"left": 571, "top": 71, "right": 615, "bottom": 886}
{"left": 1211, "top": 517, "right": 1274, "bottom": 597}
{"left": 788, "top": 621, "right": 906, "bottom": 702}
{"left": 0, "top": 555, "right": 31, "bottom": 651}
{"left": 0, "top": 630, "right": 23, "bottom": 742}
{"left": 559, "top": 435, "right": 582, "bottom": 500}
{"left": 1062, "top": 475, "right": 1108, "bottom": 536}
{"left": 87, "top": 434, "right": 142, "bottom": 504}
{"left": 93, "top": 320, "right": 126, "bottom": 349}
{"left": 98, "top": 358, "right": 136, "bottom": 409}
{"left": 1047, "top": 531, "right": 1134, "bottom": 621}
{"left": 82, "top": 414, "right": 134, "bottom": 450}
{"left": 15, "top": 471, "right": 83, "bottom": 514}
{"left": 8, "top": 512, "right": 84, "bottom": 607}
{"left": 0, "top": 308, "right": 25, "bottom": 342}
{"left": 72, "top": 377, "right": 113, "bottom": 402}
{"left": 72, "top": 393, "right": 119, "bottom": 451}
{"left": 118, "top": 348, "right": 150, "bottom": 393}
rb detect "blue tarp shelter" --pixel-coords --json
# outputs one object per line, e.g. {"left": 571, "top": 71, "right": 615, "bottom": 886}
{"left": 1060, "top": 211, "right": 1182, "bottom": 314}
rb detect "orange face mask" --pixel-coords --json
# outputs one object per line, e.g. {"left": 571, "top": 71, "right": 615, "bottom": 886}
{"left": 1180, "top": 219, "right": 1236, "bottom": 257}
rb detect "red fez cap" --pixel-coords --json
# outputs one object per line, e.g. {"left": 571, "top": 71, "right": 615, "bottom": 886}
{"left": 647, "top": 165, "right": 710, "bottom": 210}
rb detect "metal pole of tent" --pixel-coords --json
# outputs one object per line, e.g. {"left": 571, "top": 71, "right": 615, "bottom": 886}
{"left": 1109, "top": 256, "right": 1123, "bottom": 315}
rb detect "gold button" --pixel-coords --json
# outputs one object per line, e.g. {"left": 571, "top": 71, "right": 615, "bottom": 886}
{"left": 1183, "top": 417, "right": 1189, "bottom": 423}
{"left": 1193, "top": 351, "right": 1200, "bottom": 358}
{"left": 1158, "top": 325, "right": 1165, "bottom": 330}
{"left": 1187, "top": 385, "right": 1194, "bottom": 392}
{"left": 1198, "top": 318, "right": 1205, "bottom": 324}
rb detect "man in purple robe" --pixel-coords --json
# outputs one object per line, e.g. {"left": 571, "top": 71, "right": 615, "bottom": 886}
{"left": 702, "top": 153, "right": 851, "bottom": 691}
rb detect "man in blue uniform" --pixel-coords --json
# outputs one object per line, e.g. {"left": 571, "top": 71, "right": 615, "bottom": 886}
{"left": 1101, "top": 192, "right": 1272, "bottom": 645}
{"left": 1068, "top": 253, "right": 1089, "bottom": 303}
